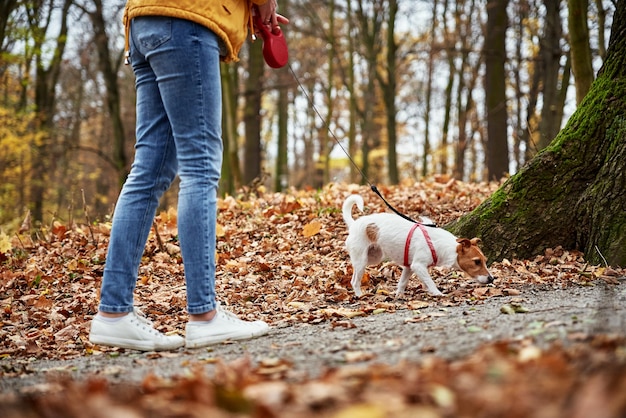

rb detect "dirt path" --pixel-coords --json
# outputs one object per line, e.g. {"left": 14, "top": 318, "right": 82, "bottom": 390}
{"left": 2, "top": 282, "right": 624, "bottom": 395}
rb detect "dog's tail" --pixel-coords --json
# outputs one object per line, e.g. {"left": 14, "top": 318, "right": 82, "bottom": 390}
{"left": 342, "top": 194, "right": 364, "bottom": 227}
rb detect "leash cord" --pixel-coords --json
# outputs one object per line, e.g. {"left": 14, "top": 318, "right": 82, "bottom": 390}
{"left": 286, "top": 62, "right": 436, "bottom": 226}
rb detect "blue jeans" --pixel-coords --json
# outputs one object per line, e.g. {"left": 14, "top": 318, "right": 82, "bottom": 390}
{"left": 99, "top": 16, "right": 222, "bottom": 315}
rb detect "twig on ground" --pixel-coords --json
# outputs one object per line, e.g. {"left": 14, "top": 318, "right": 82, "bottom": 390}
{"left": 81, "top": 189, "right": 97, "bottom": 247}
{"left": 153, "top": 220, "right": 166, "bottom": 253}
{"left": 595, "top": 245, "right": 609, "bottom": 267}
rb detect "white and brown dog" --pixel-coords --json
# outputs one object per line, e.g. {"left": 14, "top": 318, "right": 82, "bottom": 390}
{"left": 342, "top": 194, "right": 494, "bottom": 297}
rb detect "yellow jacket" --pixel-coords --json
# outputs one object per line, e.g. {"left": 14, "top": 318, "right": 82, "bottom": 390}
{"left": 123, "top": 0, "right": 267, "bottom": 63}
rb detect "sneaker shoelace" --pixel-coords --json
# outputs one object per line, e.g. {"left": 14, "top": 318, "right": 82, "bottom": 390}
{"left": 216, "top": 304, "right": 245, "bottom": 323}
{"left": 131, "top": 308, "right": 165, "bottom": 337}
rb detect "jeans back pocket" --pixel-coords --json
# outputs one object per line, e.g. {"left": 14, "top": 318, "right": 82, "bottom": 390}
{"left": 132, "top": 16, "right": 172, "bottom": 51}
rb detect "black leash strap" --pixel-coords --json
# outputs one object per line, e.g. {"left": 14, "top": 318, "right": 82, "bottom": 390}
{"left": 370, "top": 185, "right": 437, "bottom": 227}
{"left": 369, "top": 185, "right": 418, "bottom": 223}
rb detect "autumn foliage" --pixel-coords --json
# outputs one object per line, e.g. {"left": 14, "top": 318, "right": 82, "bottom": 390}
{"left": 1, "top": 181, "right": 625, "bottom": 417}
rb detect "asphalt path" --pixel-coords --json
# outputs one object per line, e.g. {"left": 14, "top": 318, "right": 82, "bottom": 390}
{"left": 1, "top": 282, "right": 624, "bottom": 395}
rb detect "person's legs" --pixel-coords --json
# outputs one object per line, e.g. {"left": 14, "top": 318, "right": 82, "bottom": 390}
{"left": 98, "top": 18, "right": 178, "bottom": 314}
{"left": 142, "top": 18, "right": 268, "bottom": 347}
{"left": 91, "top": 16, "right": 268, "bottom": 351}
{"left": 90, "top": 16, "right": 182, "bottom": 351}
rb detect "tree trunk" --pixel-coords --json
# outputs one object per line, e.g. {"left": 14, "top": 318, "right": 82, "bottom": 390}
{"left": 243, "top": 39, "right": 264, "bottom": 185}
{"left": 378, "top": 0, "right": 398, "bottom": 184}
{"left": 273, "top": 0, "right": 289, "bottom": 192}
{"left": 346, "top": 0, "right": 358, "bottom": 183}
{"left": 423, "top": 0, "right": 438, "bottom": 178}
{"left": 30, "top": 0, "right": 73, "bottom": 223}
{"left": 511, "top": 0, "right": 528, "bottom": 171}
{"left": 453, "top": 0, "right": 479, "bottom": 181}
{"left": 90, "top": 0, "right": 128, "bottom": 186}
{"left": 440, "top": 0, "right": 453, "bottom": 175}
{"left": 521, "top": 10, "right": 541, "bottom": 162}
{"left": 320, "top": 0, "right": 335, "bottom": 185}
{"left": 274, "top": 73, "right": 289, "bottom": 191}
{"left": 484, "top": 0, "right": 509, "bottom": 180}
{"left": 302, "top": 81, "right": 316, "bottom": 188}
{"left": 220, "top": 62, "right": 241, "bottom": 195}
{"left": 355, "top": 0, "right": 383, "bottom": 184}
{"left": 594, "top": 0, "right": 607, "bottom": 60}
{"left": 449, "top": 0, "right": 626, "bottom": 267}
{"left": 0, "top": 0, "right": 20, "bottom": 76}
{"left": 568, "top": 0, "right": 594, "bottom": 104}
{"left": 537, "top": 0, "right": 565, "bottom": 150}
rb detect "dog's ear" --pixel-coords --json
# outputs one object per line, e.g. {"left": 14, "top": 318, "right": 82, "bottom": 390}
{"left": 456, "top": 238, "right": 472, "bottom": 250}
{"left": 470, "top": 237, "right": 482, "bottom": 246}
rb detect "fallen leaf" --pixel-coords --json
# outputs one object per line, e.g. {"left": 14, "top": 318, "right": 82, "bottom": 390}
{"left": 518, "top": 345, "right": 542, "bottom": 362}
{"left": 302, "top": 220, "right": 322, "bottom": 237}
{"left": 321, "top": 307, "right": 365, "bottom": 319}
{"left": 500, "top": 304, "right": 516, "bottom": 315}
{"left": 334, "top": 404, "right": 386, "bottom": 418}
{"left": 430, "top": 384, "right": 455, "bottom": 408}
{"left": 257, "top": 358, "right": 292, "bottom": 376}
{"left": 408, "top": 300, "right": 430, "bottom": 310}
{"left": 0, "top": 232, "right": 13, "bottom": 254}
{"left": 345, "top": 351, "right": 376, "bottom": 363}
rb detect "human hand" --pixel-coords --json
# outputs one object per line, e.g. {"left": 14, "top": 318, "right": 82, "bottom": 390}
{"left": 256, "top": 0, "right": 289, "bottom": 30}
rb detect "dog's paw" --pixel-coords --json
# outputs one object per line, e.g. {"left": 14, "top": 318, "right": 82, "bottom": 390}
{"left": 429, "top": 290, "right": 444, "bottom": 297}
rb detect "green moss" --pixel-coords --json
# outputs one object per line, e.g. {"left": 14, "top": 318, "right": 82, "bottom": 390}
{"left": 549, "top": 76, "right": 618, "bottom": 153}
{"left": 605, "top": 115, "right": 626, "bottom": 157}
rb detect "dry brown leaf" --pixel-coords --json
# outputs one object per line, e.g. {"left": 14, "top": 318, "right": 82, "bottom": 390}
{"left": 302, "top": 220, "right": 322, "bottom": 237}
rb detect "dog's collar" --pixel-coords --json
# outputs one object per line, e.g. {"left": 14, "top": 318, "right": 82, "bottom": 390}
{"left": 404, "top": 223, "right": 438, "bottom": 267}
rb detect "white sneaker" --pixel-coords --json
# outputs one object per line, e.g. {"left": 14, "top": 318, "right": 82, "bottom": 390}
{"left": 89, "top": 309, "right": 184, "bottom": 351}
{"left": 185, "top": 305, "right": 269, "bottom": 348}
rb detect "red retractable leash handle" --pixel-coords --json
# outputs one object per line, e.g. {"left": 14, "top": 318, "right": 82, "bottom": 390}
{"left": 254, "top": 14, "right": 289, "bottom": 69}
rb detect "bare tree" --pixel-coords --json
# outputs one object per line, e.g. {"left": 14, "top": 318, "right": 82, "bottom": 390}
{"left": 29, "top": 0, "right": 74, "bottom": 222}
{"left": 484, "top": 0, "right": 510, "bottom": 180}
{"left": 593, "top": 0, "right": 607, "bottom": 59}
{"left": 510, "top": 0, "right": 528, "bottom": 171}
{"left": 439, "top": 0, "right": 454, "bottom": 175}
{"left": 453, "top": 0, "right": 482, "bottom": 180}
{"left": 77, "top": 0, "right": 128, "bottom": 186}
{"left": 422, "top": 0, "right": 439, "bottom": 178}
{"left": 354, "top": 0, "right": 384, "bottom": 183}
{"left": 568, "top": 0, "right": 594, "bottom": 103}
{"left": 220, "top": 62, "right": 241, "bottom": 195}
{"left": 243, "top": 40, "right": 264, "bottom": 185}
{"left": 537, "top": 0, "right": 567, "bottom": 149}
{"left": 376, "top": 0, "right": 399, "bottom": 184}
{"left": 319, "top": 0, "right": 336, "bottom": 185}
{"left": 346, "top": 0, "right": 359, "bottom": 183}
{"left": 0, "top": 0, "right": 20, "bottom": 76}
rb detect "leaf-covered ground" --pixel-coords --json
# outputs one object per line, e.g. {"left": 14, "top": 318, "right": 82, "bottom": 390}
{"left": 1, "top": 180, "right": 625, "bottom": 417}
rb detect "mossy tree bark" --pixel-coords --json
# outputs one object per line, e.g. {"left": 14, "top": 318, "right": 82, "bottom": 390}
{"left": 449, "top": 0, "right": 626, "bottom": 267}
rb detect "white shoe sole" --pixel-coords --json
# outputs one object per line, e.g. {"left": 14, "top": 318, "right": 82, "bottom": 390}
{"left": 185, "top": 325, "right": 269, "bottom": 349}
{"left": 89, "top": 334, "right": 184, "bottom": 351}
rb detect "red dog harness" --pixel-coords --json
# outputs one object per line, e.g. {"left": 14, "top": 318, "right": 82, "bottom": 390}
{"left": 404, "top": 223, "right": 438, "bottom": 267}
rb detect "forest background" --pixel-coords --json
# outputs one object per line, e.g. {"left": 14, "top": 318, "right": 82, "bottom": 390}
{"left": 0, "top": 0, "right": 614, "bottom": 230}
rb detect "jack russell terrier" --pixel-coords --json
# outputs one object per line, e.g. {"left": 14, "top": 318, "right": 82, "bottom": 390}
{"left": 342, "top": 194, "right": 494, "bottom": 297}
